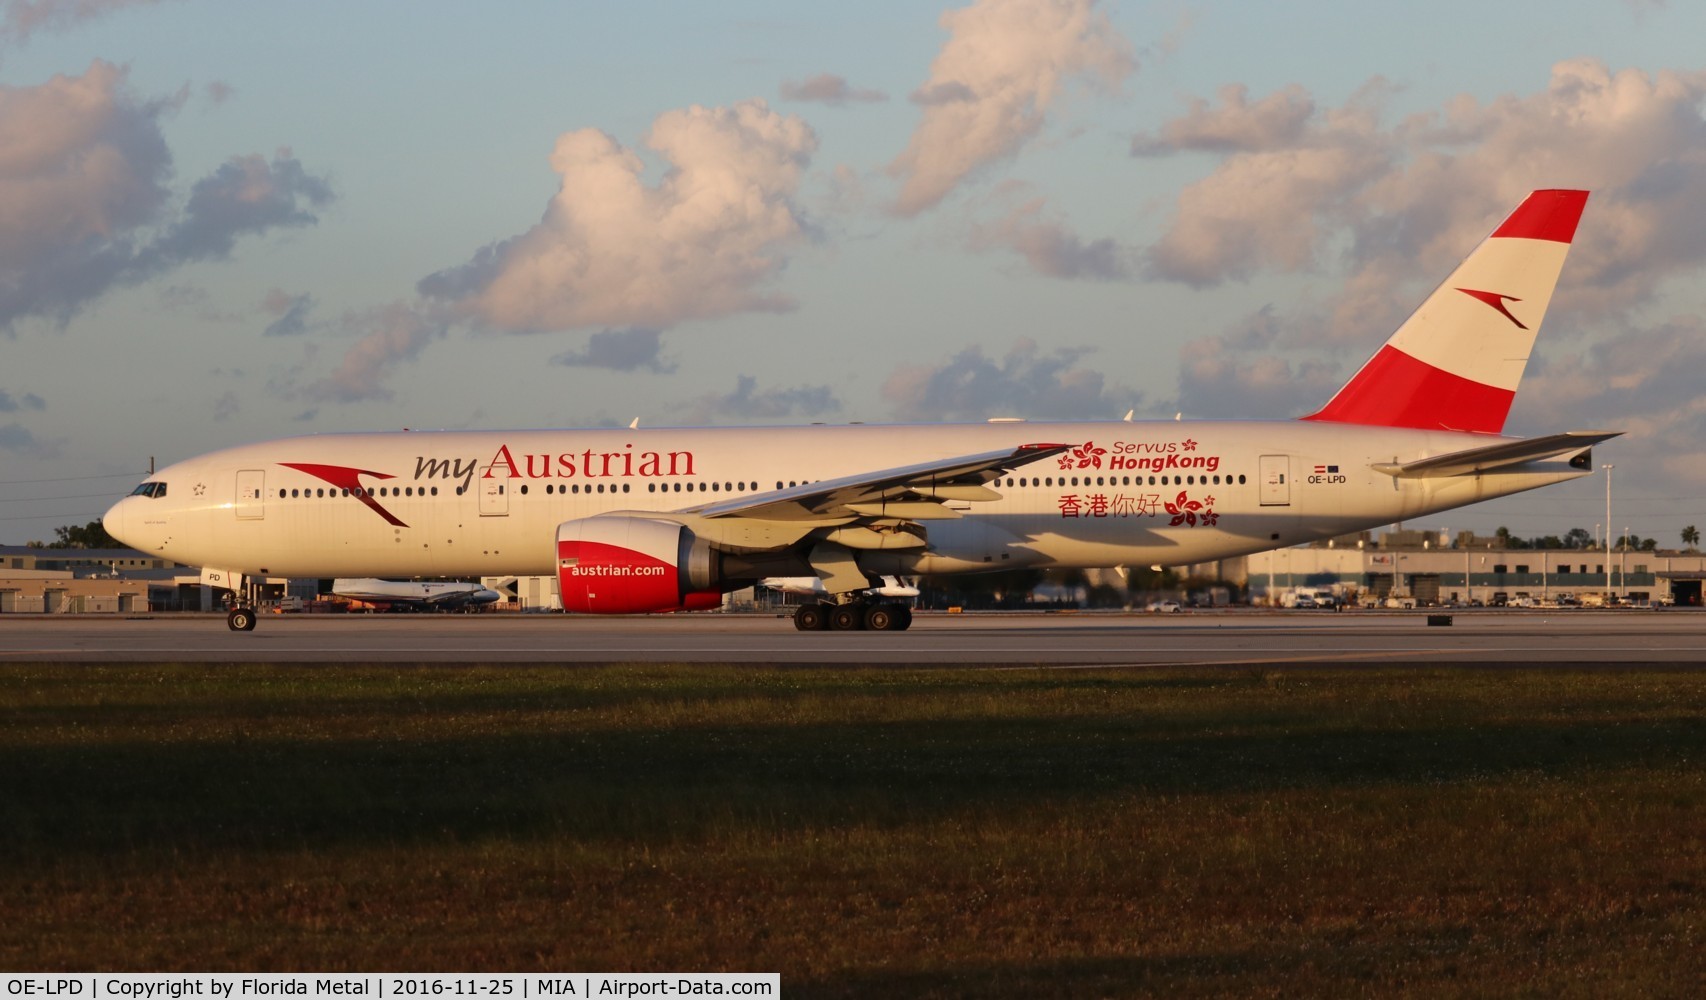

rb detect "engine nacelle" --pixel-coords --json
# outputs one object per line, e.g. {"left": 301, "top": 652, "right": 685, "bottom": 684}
{"left": 556, "top": 515, "right": 721, "bottom": 614}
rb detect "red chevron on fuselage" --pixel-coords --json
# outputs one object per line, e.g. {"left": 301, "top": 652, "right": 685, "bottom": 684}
{"left": 280, "top": 462, "right": 408, "bottom": 527}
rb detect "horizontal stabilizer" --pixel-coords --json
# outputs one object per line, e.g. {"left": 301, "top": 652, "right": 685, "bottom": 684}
{"left": 1371, "top": 431, "right": 1620, "bottom": 479}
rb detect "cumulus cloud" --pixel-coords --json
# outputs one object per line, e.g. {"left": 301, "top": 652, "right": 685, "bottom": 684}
{"left": 779, "top": 73, "right": 886, "bottom": 106}
{"left": 0, "top": 62, "right": 332, "bottom": 332}
{"left": 681, "top": 375, "right": 840, "bottom": 424}
{"left": 881, "top": 338, "right": 1135, "bottom": 421}
{"left": 0, "top": 388, "right": 45, "bottom": 411}
{"left": 1511, "top": 315, "right": 1706, "bottom": 494}
{"left": 551, "top": 327, "right": 676, "bottom": 373}
{"left": 888, "top": 0, "right": 1133, "bottom": 216}
{"left": 261, "top": 289, "right": 314, "bottom": 337}
{"left": 1134, "top": 59, "right": 1706, "bottom": 518}
{"left": 967, "top": 189, "right": 1133, "bottom": 279}
{"left": 1174, "top": 307, "right": 1343, "bottom": 419}
{"left": 421, "top": 99, "right": 817, "bottom": 333}
{"left": 1138, "top": 80, "right": 1392, "bottom": 289}
{"left": 1138, "top": 61, "right": 1706, "bottom": 344}
{"left": 0, "top": 422, "right": 57, "bottom": 457}
{"left": 306, "top": 303, "right": 448, "bottom": 403}
{"left": 140, "top": 151, "right": 331, "bottom": 268}
{"left": 0, "top": 0, "right": 165, "bottom": 44}
{"left": 1132, "top": 83, "right": 1315, "bottom": 155}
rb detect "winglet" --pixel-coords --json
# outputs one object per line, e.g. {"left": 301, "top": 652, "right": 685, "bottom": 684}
{"left": 1303, "top": 190, "right": 1588, "bottom": 434}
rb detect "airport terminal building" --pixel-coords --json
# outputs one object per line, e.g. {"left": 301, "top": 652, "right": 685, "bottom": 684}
{"left": 1237, "top": 530, "right": 1705, "bottom": 607}
{"left": 0, "top": 546, "right": 194, "bottom": 613}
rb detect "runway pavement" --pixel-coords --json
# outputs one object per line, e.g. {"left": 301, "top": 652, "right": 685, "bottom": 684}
{"left": 3, "top": 608, "right": 1704, "bottom": 666}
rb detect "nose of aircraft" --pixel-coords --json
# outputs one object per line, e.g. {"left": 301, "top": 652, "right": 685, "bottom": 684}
{"left": 102, "top": 497, "right": 130, "bottom": 548}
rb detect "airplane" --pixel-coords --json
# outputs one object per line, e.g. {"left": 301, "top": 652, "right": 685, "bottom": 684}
{"left": 330, "top": 578, "right": 502, "bottom": 612}
{"left": 103, "top": 189, "right": 1616, "bottom": 633}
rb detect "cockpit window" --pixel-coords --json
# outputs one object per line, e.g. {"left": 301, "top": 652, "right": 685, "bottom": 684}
{"left": 129, "top": 481, "right": 167, "bottom": 499}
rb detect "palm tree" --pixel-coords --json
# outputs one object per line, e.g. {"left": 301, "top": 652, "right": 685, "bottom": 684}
{"left": 1684, "top": 525, "right": 1700, "bottom": 552}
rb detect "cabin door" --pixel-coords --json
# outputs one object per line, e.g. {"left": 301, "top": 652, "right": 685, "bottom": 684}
{"left": 236, "top": 469, "right": 265, "bottom": 519}
{"left": 1259, "top": 455, "right": 1290, "bottom": 506}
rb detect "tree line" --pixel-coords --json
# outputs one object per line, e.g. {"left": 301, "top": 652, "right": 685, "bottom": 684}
{"left": 1493, "top": 525, "right": 1700, "bottom": 552}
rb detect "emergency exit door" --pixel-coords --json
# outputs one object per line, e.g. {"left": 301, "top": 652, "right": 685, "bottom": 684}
{"left": 479, "top": 467, "right": 510, "bottom": 516}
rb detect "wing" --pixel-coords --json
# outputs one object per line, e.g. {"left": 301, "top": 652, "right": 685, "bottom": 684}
{"left": 586, "top": 442, "right": 1073, "bottom": 596}
{"left": 682, "top": 441, "right": 1074, "bottom": 521}
{"left": 1372, "top": 430, "right": 1620, "bottom": 478}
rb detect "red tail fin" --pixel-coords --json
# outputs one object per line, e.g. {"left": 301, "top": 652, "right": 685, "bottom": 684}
{"left": 1303, "top": 190, "right": 1587, "bottom": 434}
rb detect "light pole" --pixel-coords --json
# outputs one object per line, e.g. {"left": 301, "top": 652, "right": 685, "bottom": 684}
{"left": 1603, "top": 464, "right": 1614, "bottom": 602}
{"left": 1622, "top": 525, "right": 1629, "bottom": 600}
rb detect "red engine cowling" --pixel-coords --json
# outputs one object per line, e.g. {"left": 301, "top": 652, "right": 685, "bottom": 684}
{"left": 556, "top": 516, "right": 722, "bottom": 614}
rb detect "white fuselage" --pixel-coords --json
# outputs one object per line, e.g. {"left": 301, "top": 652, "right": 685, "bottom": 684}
{"left": 104, "top": 420, "right": 1589, "bottom": 581}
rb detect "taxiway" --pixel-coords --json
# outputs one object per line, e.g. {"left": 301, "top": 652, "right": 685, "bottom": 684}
{"left": 2, "top": 609, "right": 1703, "bottom": 666}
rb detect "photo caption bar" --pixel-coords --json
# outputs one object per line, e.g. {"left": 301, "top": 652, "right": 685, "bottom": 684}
{"left": 1, "top": 976, "right": 779, "bottom": 1000}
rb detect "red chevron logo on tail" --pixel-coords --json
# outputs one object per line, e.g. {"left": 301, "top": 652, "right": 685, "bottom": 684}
{"left": 1457, "top": 288, "right": 1528, "bottom": 329}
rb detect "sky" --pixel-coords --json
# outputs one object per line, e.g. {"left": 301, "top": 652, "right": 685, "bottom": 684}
{"left": 4, "top": 0, "right": 1706, "bottom": 549}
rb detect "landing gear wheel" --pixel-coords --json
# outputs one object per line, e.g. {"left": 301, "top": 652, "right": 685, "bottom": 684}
{"left": 863, "top": 604, "right": 898, "bottom": 631}
{"left": 793, "top": 603, "right": 830, "bottom": 631}
{"left": 894, "top": 605, "right": 913, "bottom": 631}
{"left": 830, "top": 605, "right": 864, "bottom": 630}
{"left": 227, "top": 606, "right": 257, "bottom": 632}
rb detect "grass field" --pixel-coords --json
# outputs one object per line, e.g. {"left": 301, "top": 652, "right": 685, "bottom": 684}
{"left": 2, "top": 662, "right": 1704, "bottom": 996}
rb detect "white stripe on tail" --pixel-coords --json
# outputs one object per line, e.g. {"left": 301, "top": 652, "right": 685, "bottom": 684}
{"left": 1303, "top": 189, "right": 1588, "bottom": 434}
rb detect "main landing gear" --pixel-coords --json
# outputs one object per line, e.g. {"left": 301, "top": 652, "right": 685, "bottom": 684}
{"left": 793, "top": 601, "right": 914, "bottom": 632}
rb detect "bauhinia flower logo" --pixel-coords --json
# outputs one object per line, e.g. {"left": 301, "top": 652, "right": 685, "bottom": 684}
{"left": 1057, "top": 440, "right": 1107, "bottom": 470}
{"left": 1164, "top": 491, "right": 1218, "bottom": 527}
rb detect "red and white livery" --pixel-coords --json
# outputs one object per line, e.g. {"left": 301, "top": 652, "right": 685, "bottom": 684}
{"left": 104, "top": 190, "right": 1616, "bottom": 632}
